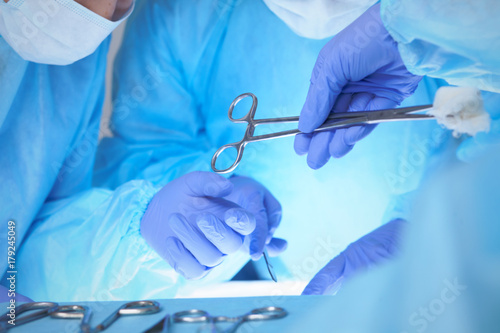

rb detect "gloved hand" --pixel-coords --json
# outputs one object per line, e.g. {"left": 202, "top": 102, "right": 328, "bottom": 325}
{"left": 141, "top": 172, "right": 282, "bottom": 280}
{"left": 302, "top": 219, "right": 406, "bottom": 295}
{"left": 225, "top": 176, "right": 287, "bottom": 260}
{"left": 0, "top": 285, "right": 33, "bottom": 303}
{"left": 295, "top": 3, "right": 422, "bottom": 169}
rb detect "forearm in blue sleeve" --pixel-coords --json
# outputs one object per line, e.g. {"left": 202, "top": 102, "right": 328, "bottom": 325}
{"left": 15, "top": 180, "right": 187, "bottom": 302}
{"left": 381, "top": 0, "right": 500, "bottom": 93}
{"left": 94, "top": 0, "right": 218, "bottom": 189}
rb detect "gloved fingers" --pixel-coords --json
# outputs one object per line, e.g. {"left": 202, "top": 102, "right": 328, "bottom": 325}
{"left": 263, "top": 189, "right": 282, "bottom": 243}
{"left": 224, "top": 207, "right": 256, "bottom": 236}
{"left": 357, "top": 218, "right": 407, "bottom": 258}
{"left": 302, "top": 254, "right": 346, "bottom": 296}
{"left": 341, "top": 219, "right": 407, "bottom": 276}
{"left": 328, "top": 93, "right": 395, "bottom": 158}
{"left": 364, "top": 95, "right": 398, "bottom": 111}
{"left": 265, "top": 237, "right": 288, "bottom": 257}
{"left": 203, "top": 197, "right": 257, "bottom": 236}
{"left": 327, "top": 92, "right": 372, "bottom": 157}
{"left": 301, "top": 93, "right": 354, "bottom": 166}
{"left": 225, "top": 178, "right": 282, "bottom": 258}
{"left": 248, "top": 220, "right": 267, "bottom": 261}
{"left": 295, "top": 94, "right": 351, "bottom": 157}
{"left": 331, "top": 93, "right": 353, "bottom": 113}
{"left": 164, "top": 237, "right": 210, "bottom": 280}
{"left": 328, "top": 125, "right": 378, "bottom": 158}
{"left": 306, "top": 130, "right": 335, "bottom": 169}
{"left": 237, "top": 190, "right": 267, "bottom": 260}
{"left": 299, "top": 67, "right": 346, "bottom": 133}
{"left": 169, "top": 213, "right": 225, "bottom": 267}
{"left": 182, "top": 171, "right": 233, "bottom": 198}
{"left": 294, "top": 133, "right": 313, "bottom": 155}
{"left": 196, "top": 212, "right": 244, "bottom": 255}
{"left": 343, "top": 124, "right": 377, "bottom": 145}
{"left": 329, "top": 128, "right": 355, "bottom": 158}
{"left": 341, "top": 93, "right": 380, "bottom": 148}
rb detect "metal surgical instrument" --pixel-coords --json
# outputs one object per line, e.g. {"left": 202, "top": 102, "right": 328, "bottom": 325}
{"left": 172, "top": 306, "right": 287, "bottom": 333}
{"left": 0, "top": 300, "right": 160, "bottom": 332}
{"left": 0, "top": 302, "right": 58, "bottom": 331}
{"left": 211, "top": 92, "right": 434, "bottom": 173}
{"left": 50, "top": 305, "right": 93, "bottom": 333}
{"left": 92, "top": 301, "right": 161, "bottom": 332}
{"left": 263, "top": 249, "right": 277, "bottom": 282}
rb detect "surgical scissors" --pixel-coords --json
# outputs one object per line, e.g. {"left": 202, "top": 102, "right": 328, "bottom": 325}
{"left": 173, "top": 306, "right": 287, "bottom": 333}
{"left": 0, "top": 302, "right": 58, "bottom": 331}
{"left": 0, "top": 300, "right": 160, "bottom": 332}
{"left": 50, "top": 305, "right": 93, "bottom": 333}
{"left": 92, "top": 300, "right": 161, "bottom": 332}
{"left": 211, "top": 92, "right": 434, "bottom": 173}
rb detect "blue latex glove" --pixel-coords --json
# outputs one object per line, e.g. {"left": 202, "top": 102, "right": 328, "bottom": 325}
{"left": 141, "top": 171, "right": 283, "bottom": 279}
{"left": 0, "top": 285, "right": 32, "bottom": 303}
{"left": 225, "top": 176, "right": 287, "bottom": 260}
{"left": 295, "top": 3, "right": 422, "bottom": 169}
{"left": 302, "top": 219, "right": 406, "bottom": 295}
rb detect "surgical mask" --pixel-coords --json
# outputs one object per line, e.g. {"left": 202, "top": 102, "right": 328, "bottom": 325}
{"left": 0, "top": 0, "right": 131, "bottom": 65}
{"left": 263, "top": 0, "right": 377, "bottom": 39}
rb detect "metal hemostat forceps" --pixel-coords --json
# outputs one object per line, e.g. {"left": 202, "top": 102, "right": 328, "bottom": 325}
{"left": 50, "top": 305, "right": 93, "bottom": 332}
{"left": 172, "top": 306, "right": 287, "bottom": 333}
{"left": 211, "top": 93, "right": 434, "bottom": 174}
{"left": 91, "top": 300, "right": 160, "bottom": 332}
{"left": 0, "top": 300, "right": 160, "bottom": 332}
{"left": 0, "top": 302, "right": 58, "bottom": 331}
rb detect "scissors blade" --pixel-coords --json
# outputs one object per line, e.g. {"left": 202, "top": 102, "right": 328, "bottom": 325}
{"left": 263, "top": 250, "right": 277, "bottom": 283}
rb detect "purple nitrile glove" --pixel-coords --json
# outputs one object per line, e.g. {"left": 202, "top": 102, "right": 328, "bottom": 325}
{"left": 141, "top": 171, "right": 257, "bottom": 280}
{"left": 303, "top": 219, "right": 406, "bottom": 295}
{"left": 295, "top": 3, "right": 422, "bottom": 169}
{"left": 0, "top": 285, "right": 33, "bottom": 303}
{"left": 225, "top": 176, "right": 287, "bottom": 261}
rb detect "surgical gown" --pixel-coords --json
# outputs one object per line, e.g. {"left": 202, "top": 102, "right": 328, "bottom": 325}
{"left": 0, "top": 37, "right": 245, "bottom": 302}
{"left": 381, "top": 0, "right": 500, "bottom": 93}
{"left": 290, "top": 145, "right": 500, "bottom": 332}
{"left": 94, "top": 0, "right": 453, "bottom": 286}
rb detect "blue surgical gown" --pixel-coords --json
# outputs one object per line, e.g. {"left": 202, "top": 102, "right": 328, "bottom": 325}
{"left": 290, "top": 145, "right": 500, "bottom": 332}
{"left": 95, "top": 0, "right": 453, "bottom": 285}
{"left": 381, "top": 0, "right": 500, "bottom": 93}
{"left": 0, "top": 36, "right": 245, "bottom": 302}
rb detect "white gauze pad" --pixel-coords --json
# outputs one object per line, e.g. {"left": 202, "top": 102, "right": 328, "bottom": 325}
{"left": 429, "top": 86, "right": 490, "bottom": 137}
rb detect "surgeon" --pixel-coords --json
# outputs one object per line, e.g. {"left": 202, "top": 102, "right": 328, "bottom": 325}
{"left": 0, "top": 0, "right": 134, "bottom": 302}
{"left": 94, "top": 0, "right": 451, "bottom": 294}
{"left": 1, "top": 0, "right": 284, "bottom": 303}
{"left": 300, "top": 0, "right": 500, "bottom": 294}
{"left": 0, "top": 0, "right": 133, "bottom": 65}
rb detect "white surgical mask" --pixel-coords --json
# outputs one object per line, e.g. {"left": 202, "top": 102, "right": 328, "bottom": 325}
{"left": 263, "top": 0, "right": 377, "bottom": 39}
{"left": 0, "top": 0, "right": 132, "bottom": 65}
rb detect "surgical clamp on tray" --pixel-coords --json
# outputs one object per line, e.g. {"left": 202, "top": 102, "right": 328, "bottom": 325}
{"left": 172, "top": 306, "right": 287, "bottom": 333}
{"left": 0, "top": 302, "right": 59, "bottom": 331}
{"left": 0, "top": 300, "right": 160, "bottom": 332}
{"left": 211, "top": 92, "right": 434, "bottom": 173}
